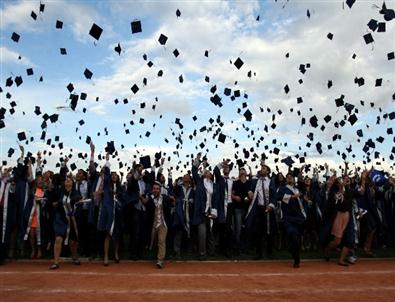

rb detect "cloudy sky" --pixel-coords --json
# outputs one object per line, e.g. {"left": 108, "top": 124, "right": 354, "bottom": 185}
{"left": 1, "top": 0, "right": 394, "bottom": 177}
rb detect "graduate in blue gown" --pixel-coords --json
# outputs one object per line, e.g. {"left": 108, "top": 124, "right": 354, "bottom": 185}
{"left": 276, "top": 172, "right": 307, "bottom": 268}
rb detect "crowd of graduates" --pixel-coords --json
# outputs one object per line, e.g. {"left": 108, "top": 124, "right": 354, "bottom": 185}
{"left": 0, "top": 142, "right": 394, "bottom": 269}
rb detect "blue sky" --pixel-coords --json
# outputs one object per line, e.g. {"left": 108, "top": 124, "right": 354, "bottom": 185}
{"left": 1, "top": 0, "right": 394, "bottom": 177}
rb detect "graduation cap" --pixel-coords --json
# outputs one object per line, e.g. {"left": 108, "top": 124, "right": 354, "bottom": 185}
{"left": 284, "top": 84, "right": 290, "bottom": 94}
{"left": 218, "top": 133, "right": 226, "bottom": 144}
{"left": 105, "top": 141, "right": 116, "bottom": 154}
{"left": 34, "top": 106, "right": 41, "bottom": 115}
{"left": 204, "top": 50, "right": 209, "bottom": 57}
{"left": 39, "top": 2, "right": 45, "bottom": 12}
{"left": 363, "top": 33, "right": 374, "bottom": 44}
{"left": 70, "top": 163, "right": 77, "bottom": 171}
{"left": 56, "top": 20, "right": 63, "bottom": 29}
{"left": 388, "top": 52, "right": 395, "bottom": 60}
{"left": 31, "top": 11, "right": 37, "bottom": 20}
{"left": 26, "top": 68, "right": 33, "bottom": 76}
{"left": 173, "top": 49, "right": 180, "bottom": 57}
{"left": 234, "top": 57, "right": 244, "bottom": 69}
{"left": 60, "top": 48, "right": 67, "bottom": 55}
{"left": 324, "top": 115, "right": 331, "bottom": 123}
{"left": 18, "top": 131, "right": 26, "bottom": 141}
{"left": 348, "top": 114, "right": 358, "bottom": 125}
{"left": 375, "top": 78, "right": 382, "bottom": 87}
{"left": 179, "top": 74, "right": 183, "bottom": 83}
{"left": 114, "top": 43, "right": 122, "bottom": 55}
{"left": 131, "top": 20, "right": 142, "bottom": 33}
{"left": 89, "top": 23, "right": 103, "bottom": 41}
{"left": 158, "top": 34, "right": 168, "bottom": 45}
{"left": 11, "top": 32, "right": 20, "bottom": 42}
{"left": 131, "top": 84, "right": 139, "bottom": 94}
{"left": 85, "top": 136, "right": 92, "bottom": 144}
{"left": 367, "top": 19, "right": 378, "bottom": 31}
{"left": 140, "top": 155, "right": 151, "bottom": 169}
{"left": 346, "top": 0, "right": 356, "bottom": 8}
{"left": 15, "top": 76, "right": 23, "bottom": 87}
{"left": 84, "top": 68, "right": 93, "bottom": 79}
{"left": 310, "top": 115, "right": 318, "bottom": 128}
{"left": 176, "top": 8, "right": 181, "bottom": 17}
{"left": 327, "top": 32, "right": 333, "bottom": 40}
{"left": 282, "top": 156, "right": 294, "bottom": 167}
{"left": 243, "top": 109, "right": 252, "bottom": 121}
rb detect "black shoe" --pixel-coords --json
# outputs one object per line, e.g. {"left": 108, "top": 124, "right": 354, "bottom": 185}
{"left": 72, "top": 259, "right": 81, "bottom": 266}
{"left": 103, "top": 261, "right": 109, "bottom": 267}
{"left": 114, "top": 257, "right": 120, "bottom": 264}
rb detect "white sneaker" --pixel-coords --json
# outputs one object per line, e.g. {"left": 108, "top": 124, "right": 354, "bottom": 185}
{"left": 156, "top": 261, "right": 164, "bottom": 269}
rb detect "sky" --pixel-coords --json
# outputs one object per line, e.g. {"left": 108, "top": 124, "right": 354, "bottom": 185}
{"left": 0, "top": 0, "right": 394, "bottom": 178}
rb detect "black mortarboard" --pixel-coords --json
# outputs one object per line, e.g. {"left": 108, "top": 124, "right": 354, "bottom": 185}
{"left": 11, "top": 32, "right": 20, "bottom": 42}
{"left": 378, "top": 22, "right": 386, "bottom": 32}
{"left": 348, "top": 114, "right": 357, "bottom": 125}
{"left": 34, "top": 106, "right": 41, "bottom": 115}
{"left": 284, "top": 84, "right": 289, "bottom": 94}
{"left": 60, "top": 48, "right": 67, "bottom": 55}
{"left": 85, "top": 136, "right": 91, "bottom": 144}
{"left": 367, "top": 19, "right": 378, "bottom": 31}
{"left": 18, "top": 131, "right": 26, "bottom": 141}
{"left": 328, "top": 80, "right": 333, "bottom": 88}
{"left": 363, "top": 33, "right": 374, "bottom": 44}
{"left": 131, "top": 84, "right": 139, "bottom": 94}
{"left": 70, "top": 163, "right": 77, "bottom": 171}
{"left": 327, "top": 32, "right": 333, "bottom": 40}
{"left": 56, "top": 20, "right": 63, "bottom": 29}
{"left": 89, "top": 23, "right": 103, "bottom": 40}
{"left": 105, "top": 141, "right": 115, "bottom": 154}
{"left": 388, "top": 52, "right": 395, "bottom": 60}
{"left": 158, "top": 34, "right": 168, "bottom": 45}
{"left": 375, "top": 78, "right": 382, "bottom": 87}
{"left": 39, "top": 2, "right": 45, "bottom": 12}
{"left": 147, "top": 61, "right": 153, "bottom": 67}
{"left": 114, "top": 43, "right": 122, "bottom": 55}
{"left": 15, "top": 76, "right": 23, "bottom": 86}
{"left": 346, "top": 0, "right": 356, "bottom": 8}
{"left": 26, "top": 68, "right": 33, "bottom": 76}
{"left": 179, "top": 74, "right": 183, "bottom": 83}
{"left": 84, "top": 68, "right": 93, "bottom": 79}
{"left": 335, "top": 95, "right": 344, "bottom": 107}
{"left": 273, "top": 147, "right": 280, "bottom": 155}
{"left": 176, "top": 8, "right": 181, "bottom": 17}
{"left": 324, "top": 115, "right": 331, "bottom": 123}
{"left": 173, "top": 49, "right": 179, "bottom": 57}
{"left": 31, "top": 11, "right": 37, "bottom": 20}
{"left": 234, "top": 57, "right": 244, "bottom": 69}
{"left": 67, "top": 83, "right": 74, "bottom": 92}
{"left": 218, "top": 133, "right": 226, "bottom": 144}
{"left": 282, "top": 156, "right": 294, "bottom": 167}
{"left": 49, "top": 114, "right": 59, "bottom": 123}
{"left": 204, "top": 50, "right": 209, "bottom": 57}
{"left": 140, "top": 155, "right": 151, "bottom": 169}
{"left": 310, "top": 115, "right": 318, "bottom": 128}
{"left": 131, "top": 20, "right": 142, "bottom": 33}
{"left": 244, "top": 109, "right": 252, "bottom": 121}
{"left": 6, "top": 77, "right": 13, "bottom": 87}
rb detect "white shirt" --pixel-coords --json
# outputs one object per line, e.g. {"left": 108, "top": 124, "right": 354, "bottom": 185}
{"left": 257, "top": 177, "right": 270, "bottom": 206}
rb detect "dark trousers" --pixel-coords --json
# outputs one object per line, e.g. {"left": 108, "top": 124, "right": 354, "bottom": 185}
{"left": 284, "top": 221, "right": 304, "bottom": 265}
{"left": 76, "top": 208, "right": 89, "bottom": 256}
{"left": 129, "top": 208, "right": 146, "bottom": 259}
{"left": 254, "top": 206, "right": 274, "bottom": 257}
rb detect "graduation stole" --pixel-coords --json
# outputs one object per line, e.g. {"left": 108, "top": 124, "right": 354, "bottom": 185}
{"left": 24, "top": 187, "right": 45, "bottom": 245}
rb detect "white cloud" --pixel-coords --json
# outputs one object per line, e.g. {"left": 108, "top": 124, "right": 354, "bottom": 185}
{"left": 0, "top": 46, "right": 35, "bottom": 66}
